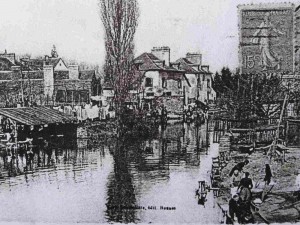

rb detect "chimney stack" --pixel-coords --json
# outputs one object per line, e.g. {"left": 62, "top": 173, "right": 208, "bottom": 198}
{"left": 186, "top": 52, "right": 202, "bottom": 65}
{"left": 151, "top": 46, "right": 170, "bottom": 67}
{"left": 201, "top": 65, "right": 210, "bottom": 73}
{"left": 69, "top": 65, "right": 79, "bottom": 80}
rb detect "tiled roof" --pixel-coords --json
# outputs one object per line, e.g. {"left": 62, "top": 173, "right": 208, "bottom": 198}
{"left": 20, "top": 58, "right": 44, "bottom": 70}
{"left": 0, "top": 106, "right": 75, "bottom": 125}
{"left": 24, "top": 71, "right": 44, "bottom": 79}
{"left": 0, "top": 71, "right": 44, "bottom": 80}
{"left": 44, "top": 58, "right": 61, "bottom": 67}
{"left": 134, "top": 53, "right": 184, "bottom": 72}
{"left": 79, "top": 70, "right": 95, "bottom": 80}
{"left": 175, "top": 58, "right": 207, "bottom": 74}
{"left": 0, "top": 57, "right": 16, "bottom": 68}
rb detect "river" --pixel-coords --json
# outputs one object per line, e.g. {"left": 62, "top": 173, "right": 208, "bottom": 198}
{"left": 0, "top": 122, "right": 222, "bottom": 224}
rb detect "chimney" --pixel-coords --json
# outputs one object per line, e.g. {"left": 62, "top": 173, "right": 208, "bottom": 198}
{"left": 151, "top": 46, "right": 170, "bottom": 67}
{"left": 69, "top": 64, "right": 79, "bottom": 80}
{"left": 201, "top": 65, "right": 210, "bottom": 73}
{"left": 186, "top": 52, "right": 202, "bottom": 65}
{"left": 43, "top": 65, "right": 54, "bottom": 97}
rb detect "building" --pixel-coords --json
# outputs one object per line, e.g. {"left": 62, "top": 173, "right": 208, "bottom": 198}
{"left": 175, "top": 53, "right": 216, "bottom": 105}
{"left": 133, "top": 47, "right": 216, "bottom": 113}
{"left": 0, "top": 49, "right": 99, "bottom": 107}
{"left": 134, "top": 47, "right": 186, "bottom": 113}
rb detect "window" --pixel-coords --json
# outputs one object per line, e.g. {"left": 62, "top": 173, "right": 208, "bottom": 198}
{"left": 178, "top": 79, "right": 182, "bottom": 88}
{"left": 80, "top": 90, "right": 89, "bottom": 103}
{"left": 66, "top": 90, "right": 73, "bottom": 103}
{"left": 197, "top": 76, "right": 201, "bottom": 88}
{"left": 166, "top": 91, "right": 171, "bottom": 96}
{"left": 145, "top": 77, "right": 153, "bottom": 87}
{"left": 55, "top": 90, "right": 66, "bottom": 102}
{"left": 207, "top": 79, "right": 211, "bottom": 88}
{"left": 162, "top": 78, "right": 167, "bottom": 88}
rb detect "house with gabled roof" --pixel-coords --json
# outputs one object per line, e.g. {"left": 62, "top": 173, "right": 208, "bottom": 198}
{"left": 134, "top": 47, "right": 187, "bottom": 113}
{"left": 0, "top": 49, "right": 99, "bottom": 107}
{"left": 175, "top": 53, "right": 216, "bottom": 106}
{"left": 44, "top": 56, "right": 68, "bottom": 71}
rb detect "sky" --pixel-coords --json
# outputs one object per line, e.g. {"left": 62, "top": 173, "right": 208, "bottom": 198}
{"left": 0, "top": 0, "right": 299, "bottom": 73}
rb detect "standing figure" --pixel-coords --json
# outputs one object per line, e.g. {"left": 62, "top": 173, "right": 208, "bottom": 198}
{"left": 231, "top": 170, "right": 242, "bottom": 196}
{"left": 264, "top": 164, "right": 272, "bottom": 185}
{"left": 228, "top": 194, "right": 242, "bottom": 224}
{"left": 238, "top": 172, "right": 253, "bottom": 191}
{"left": 229, "top": 160, "right": 249, "bottom": 177}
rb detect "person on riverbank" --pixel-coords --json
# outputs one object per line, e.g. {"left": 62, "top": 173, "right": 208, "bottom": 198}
{"left": 231, "top": 169, "right": 242, "bottom": 196}
{"left": 238, "top": 172, "right": 253, "bottom": 191}
{"left": 264, "top": 164, "right": 272, "bottom": 185}
{"left": 238, "top": 173, "right": 253, "bottom": 223}
{"left": 239, "top": 190, "right": 254, "bottom": 223}
{"left": 232, "top": 170, "right": 242, "bottom": 187}
{"left": 228, "top": 194, "right": 242, "bottom": 224}
{"left": 229, "top": 160, "right": 249, "bottom": 177}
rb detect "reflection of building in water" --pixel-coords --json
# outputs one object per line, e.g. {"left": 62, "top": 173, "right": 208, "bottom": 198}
{"left": 0, "top": 132, "right": 108, "bottom": 182}
{"left": 183, "top": 123, "right": 208, "bottom": 149}
{"left": 110, "top": 123, "right": 211, "bottom": 211}
{"left": 127, "top": 123, "right": 209, "bottom": 179}
{"left": 77, "top": 139, "right": 88, "bottom": 150}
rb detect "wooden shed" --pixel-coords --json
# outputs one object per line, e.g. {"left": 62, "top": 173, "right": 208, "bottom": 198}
{"left": 0, "top": 106, "right": 77, "bottom": 143}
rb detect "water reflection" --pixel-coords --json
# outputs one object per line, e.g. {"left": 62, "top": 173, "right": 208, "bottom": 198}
{"left": 105, "top": 122, "right": 211, "bottom": 223}
{"left": 0, "top": 122, "right": 219, "bottom": 224}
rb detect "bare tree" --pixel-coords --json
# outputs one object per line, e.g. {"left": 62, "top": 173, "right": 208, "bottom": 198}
{"left": 99, "top": 0, "right": 139, "bottom": 115}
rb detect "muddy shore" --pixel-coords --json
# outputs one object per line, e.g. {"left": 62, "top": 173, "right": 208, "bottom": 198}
{"left": 216, "top": 142, "right": 300, "bottom": 223}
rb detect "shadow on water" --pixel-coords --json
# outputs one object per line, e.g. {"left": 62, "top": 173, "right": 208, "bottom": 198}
{"left": 105, "top": 121, "right": 209, "bottom": 223}
{"left": 0, "top": 120, "right": 213, "bottom": 223}
{"left": 105, "top": 137, "right": 138, "bottom": 223}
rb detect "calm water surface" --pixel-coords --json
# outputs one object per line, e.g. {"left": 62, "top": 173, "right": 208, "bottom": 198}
{"left": 0, "top": 122, "right": 221, "bottom": 224}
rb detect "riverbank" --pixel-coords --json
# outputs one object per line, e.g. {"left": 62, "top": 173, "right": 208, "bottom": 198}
{"left": 215, "top": 135, "right": 300, "bottom": 223}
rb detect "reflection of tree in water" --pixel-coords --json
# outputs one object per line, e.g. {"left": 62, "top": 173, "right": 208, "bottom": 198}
{"left": 105, "top": 137, "right": 138, "bottom": 223}
{"left": 105, "top": 122, "right": 208, "bottom": 223}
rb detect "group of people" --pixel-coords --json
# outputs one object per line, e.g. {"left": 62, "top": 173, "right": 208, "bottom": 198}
{"left": 227, "top": 159, "right": 273, "bottom": 224}
{"left": 183, "top": 105, "right": 207, "bottom": 125}
{"left": 228, "top": 160, "right": 253, "bottom": 224}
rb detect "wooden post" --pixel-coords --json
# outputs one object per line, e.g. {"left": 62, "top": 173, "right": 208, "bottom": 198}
{"left": 13, "top": 121, "right": 17, "bottom": 144}
{"left": 206, "top": 116, "right": 209, "bottom": 151}
{"left": 183, "top": 86, "right": 186, "bottom": 106}
{"left": 285, "top": 120, "right": 289, "bottom": 145}
{"left": 72, "top": 90, "right": 74, "bottom": 108}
